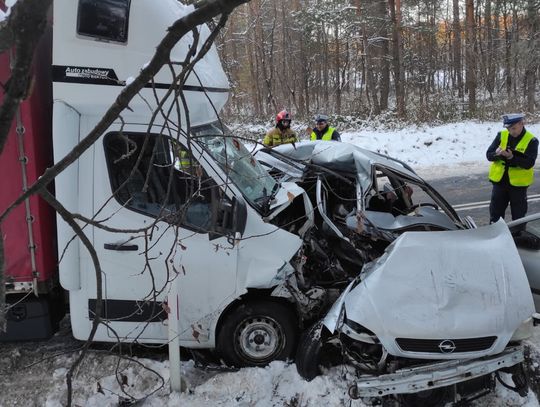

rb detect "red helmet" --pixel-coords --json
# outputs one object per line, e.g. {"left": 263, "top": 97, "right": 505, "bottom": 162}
{"left": 276, "top": 110, "right": 291, "bottom": 124}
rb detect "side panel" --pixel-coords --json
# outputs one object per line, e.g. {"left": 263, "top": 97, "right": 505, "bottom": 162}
{"left": 52, "top": 102, "right": 81, "bottom": 290}
{"left": 0, "top": 27, "right": 56, "bottom": 289}
{"left": 70, "top": 125, "right": 241, "bottom": 345}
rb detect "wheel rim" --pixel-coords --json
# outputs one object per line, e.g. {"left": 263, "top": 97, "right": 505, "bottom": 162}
{"left": 235, "top": 315, "right": 285, "bottom": 363}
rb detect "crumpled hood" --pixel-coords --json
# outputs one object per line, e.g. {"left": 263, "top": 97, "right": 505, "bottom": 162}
{"left": 336, "top": 220, "right": 535, "bottom": 358}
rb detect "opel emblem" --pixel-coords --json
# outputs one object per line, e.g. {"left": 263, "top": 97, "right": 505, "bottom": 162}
{"left": 438, "top": 339, "right": 456, "bottom": 353}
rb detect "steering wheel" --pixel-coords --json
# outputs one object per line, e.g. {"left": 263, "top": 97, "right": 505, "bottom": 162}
{"left": 406, "top": 202, "right": 439, "bottom": 213}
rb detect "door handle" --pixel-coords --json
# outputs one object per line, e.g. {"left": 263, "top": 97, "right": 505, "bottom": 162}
{"left": 104, "top": 243, "right": 139, "bottom": 251}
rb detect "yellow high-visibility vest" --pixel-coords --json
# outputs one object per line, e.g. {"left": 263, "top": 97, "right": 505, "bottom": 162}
{"left": 263, "top": 128, "right": 297, "bottom": 147}
{"left": 311, "top": 127, "right": 335, "bottom": 141}
{"left": 488, "top": 129, "right": 535, "bottom": 186}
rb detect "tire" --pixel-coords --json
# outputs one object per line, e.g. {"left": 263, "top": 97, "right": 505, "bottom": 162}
{"left": 296, "top": 320, "right": 338, "bottom": 381}
{"left": 297, "top": 320, "right": 345, "bottom": 381}
{"left": 216, "top": 300, "right": 298, "bottom": 367}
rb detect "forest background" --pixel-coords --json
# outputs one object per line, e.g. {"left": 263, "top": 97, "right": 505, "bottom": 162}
{"left": 213, "top": 0, "right": 540, "bottom": 127}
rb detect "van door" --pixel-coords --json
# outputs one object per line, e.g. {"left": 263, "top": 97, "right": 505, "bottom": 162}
{"left": 90, "top": 130, "right": 242, "bottom": 343}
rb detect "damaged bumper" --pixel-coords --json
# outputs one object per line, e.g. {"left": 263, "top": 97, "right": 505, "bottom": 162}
{"left": 351, "top": 346, "right": 524, "bottom": 397}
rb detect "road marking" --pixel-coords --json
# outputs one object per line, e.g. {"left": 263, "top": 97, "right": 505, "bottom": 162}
{"left": 453, "top": 194, "right": 540, "bottom": 212}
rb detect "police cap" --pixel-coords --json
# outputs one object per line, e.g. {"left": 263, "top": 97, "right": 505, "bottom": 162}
{"left": 315, "top": 114, "right": 329, "bottom": 123}
{"left": 503, "top": 113, "right": 525, "bottom": 128}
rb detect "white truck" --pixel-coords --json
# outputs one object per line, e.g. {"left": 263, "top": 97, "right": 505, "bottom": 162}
{"left": 1, "top": 0, "right": 315, "bottom": 368}
{"left": 0, "top": 1, "right": 537, "bottom": 405}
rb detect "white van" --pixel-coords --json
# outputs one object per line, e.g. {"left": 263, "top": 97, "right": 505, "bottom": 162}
{"left": 52, "top": 0, "right": 313, "bottom": 367}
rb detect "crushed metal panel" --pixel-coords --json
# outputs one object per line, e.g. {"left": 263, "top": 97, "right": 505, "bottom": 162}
{"left": 352, "top": 346, "right": 524, "bottom": 397}
{"left": 342, "top": 220, "right": 534, "bottom": 359}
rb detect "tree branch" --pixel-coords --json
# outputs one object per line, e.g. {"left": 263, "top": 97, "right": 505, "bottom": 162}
{"left": 0, "top": 0, "right": 52, "bottom": 154}
{"left": 0, "top": 0, "right": 249, "bottom": 226}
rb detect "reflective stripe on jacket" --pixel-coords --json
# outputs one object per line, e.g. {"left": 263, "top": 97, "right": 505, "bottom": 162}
{"left": 489, "top": 129, "right": 535, "bottom": 186}
{"left": 311, "top": 127, "right": 335, "bottom": 141}
{"left": 263, "top": 128, "right": 297, "bottom": 147}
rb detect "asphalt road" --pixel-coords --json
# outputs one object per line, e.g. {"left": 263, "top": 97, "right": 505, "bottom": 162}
{"left": 426, "top": 171, "right": 540, "bottom": 226}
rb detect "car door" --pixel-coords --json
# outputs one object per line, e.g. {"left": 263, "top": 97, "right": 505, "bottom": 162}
{"left": 508, "top": 214, "right": 540, "bottom": 312}
{"left": 91, "top": 129, "right": 242, "bottom": 343}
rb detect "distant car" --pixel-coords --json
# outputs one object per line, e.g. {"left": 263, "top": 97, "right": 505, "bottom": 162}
{"left": 255, "top": 141, "right": 535, "bottom": 405}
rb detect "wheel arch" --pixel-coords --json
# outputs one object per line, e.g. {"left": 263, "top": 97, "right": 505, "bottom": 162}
{"left": 215, "top": 288, "right": 299, "bottom": 340}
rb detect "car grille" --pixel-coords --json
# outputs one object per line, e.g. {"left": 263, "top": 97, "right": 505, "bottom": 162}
{"left": 395, "top": 336, "right": 497, "bottom": 353}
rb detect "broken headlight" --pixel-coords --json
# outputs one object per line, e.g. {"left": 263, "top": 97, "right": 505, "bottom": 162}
{"left": 342, "top": 311, "right": 379, "bottom": 344}
{"left": 510, "top": 317, "right": 533, "bottom": 342}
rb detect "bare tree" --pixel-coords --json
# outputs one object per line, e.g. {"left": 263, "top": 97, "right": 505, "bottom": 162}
{"left": 465, "top": 0, "right": 477, "bottom": 114}
{"left": 389, "top": 0, "right": 406, "bottom": 118}
{"left": 525, "top": 0, "right": 538, "bottom": 112}
{"left": 0, "top": 0, "right": 251, "bottom": 405}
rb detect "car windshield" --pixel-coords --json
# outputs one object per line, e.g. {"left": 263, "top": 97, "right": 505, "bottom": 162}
{"left": 193, "top": 122, "right": 278, "bottom": 209}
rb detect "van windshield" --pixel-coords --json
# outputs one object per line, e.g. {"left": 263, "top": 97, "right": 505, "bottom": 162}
{"left": 193, "top": 123, "right": 278, "bottom": 209}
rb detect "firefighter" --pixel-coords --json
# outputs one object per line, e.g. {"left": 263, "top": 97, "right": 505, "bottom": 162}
{"left": 175, "top": 143, "right": 200, "bottom": 175}
{"left": 309, "top": 114, "right": 341, "bottom": 141}
{"left": 263, "top": 110, "right": 298, "bottom": 147}
{"left": 487, "top": 113, "right": 538, "bottom": 223}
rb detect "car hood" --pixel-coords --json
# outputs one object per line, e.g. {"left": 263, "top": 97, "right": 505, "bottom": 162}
{"left": 324, "top": 220, "right": 535, "bottom": 358}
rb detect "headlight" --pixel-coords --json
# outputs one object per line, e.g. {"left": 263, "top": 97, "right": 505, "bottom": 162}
{"left": 511, "top": 318, "right": 533, "bottom": 342}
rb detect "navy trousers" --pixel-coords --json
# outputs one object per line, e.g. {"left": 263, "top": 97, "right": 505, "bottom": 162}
{"left": 489, "top": 182, "right": 528, "bottom": 223}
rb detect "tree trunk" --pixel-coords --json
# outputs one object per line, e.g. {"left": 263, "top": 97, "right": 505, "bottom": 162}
{"left": 485, "top": 0, "right": 495, "bottom": 99}
{"left": 378, "top": 0, "right": 390, "bottom": 111}
{"left": 335, "top": 20, "right": 342, "bottom": 115}
{"left": 389, "top": 0, "right": 405, "bottom": 118}
{"left": 503, "top": 4, "right": 512, "bottom": 97}
{"left": 465, "top": 0, "right": 476, "bottom": 114}
{"left": 525, "top": 0, "right": 538, "bottom": 112}
{"left": 453, "top": 0, "right": 463, "bottom": 98}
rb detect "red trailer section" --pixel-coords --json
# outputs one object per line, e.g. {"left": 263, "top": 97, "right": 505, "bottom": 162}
{"left": 0, "top": 27, "right": 63, "bottom": 341}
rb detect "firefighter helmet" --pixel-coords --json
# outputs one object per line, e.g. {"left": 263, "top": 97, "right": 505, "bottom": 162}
{"left": 276, "top": 110, "right": 291, "bottom": 124}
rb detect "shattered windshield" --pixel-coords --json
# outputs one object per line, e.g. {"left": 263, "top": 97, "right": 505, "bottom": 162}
{"left": 193, "top": 122, "right": 278, "bottom": 209}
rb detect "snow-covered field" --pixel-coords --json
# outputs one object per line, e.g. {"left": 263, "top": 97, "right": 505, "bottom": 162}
{"left": 242, "top": 118, "right": 540, "bottom": 178}
{"left": 2, "top": 120, "right": 540, "bottom": 407}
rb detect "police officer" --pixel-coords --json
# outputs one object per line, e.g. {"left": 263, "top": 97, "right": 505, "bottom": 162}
{"left": 310, "top": 114, "right": 341, "bottom": 141}
{"left": 487, "top": 113, "right": 538, "bottom": 223}
{"left": 263, "top": 110, "right": 298, "bottom": 147}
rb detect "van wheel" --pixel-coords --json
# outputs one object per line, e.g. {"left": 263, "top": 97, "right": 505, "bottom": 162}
{"left": 216, "top": 300, "right": 297, "bottom": 367}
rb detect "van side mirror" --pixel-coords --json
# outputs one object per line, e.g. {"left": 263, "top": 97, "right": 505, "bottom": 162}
{"left": 211, "top": 196, "right": 246, "bottom": 241}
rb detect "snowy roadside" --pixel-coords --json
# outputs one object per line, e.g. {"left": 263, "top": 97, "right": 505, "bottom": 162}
{"left": 2, "top": 329, "right": 540, "bottom": 407}
{"left": 2, "top": 332, "right": 539, "bottom": 407}
{"left": 3, "top": 120, "right": 540, "bottom": 407}
{"left": 239, "top": 119, "right": 540, "bottom": 180}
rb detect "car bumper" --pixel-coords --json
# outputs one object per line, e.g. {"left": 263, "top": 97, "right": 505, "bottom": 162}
{"left": 350, "top": 346, "right": 524, "bottom": 397}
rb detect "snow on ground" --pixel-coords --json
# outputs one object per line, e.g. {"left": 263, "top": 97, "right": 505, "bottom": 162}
{"left": 341, "top": 120, "right": 540, "bottom": 179}
{"left": 241, "top": 119, "right": 540, "bottom": 178}
{"left": 3, "top": 120, "right": 540, "bottom": 407}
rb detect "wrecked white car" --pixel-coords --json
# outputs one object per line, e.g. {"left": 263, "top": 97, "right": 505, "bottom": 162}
{"left": 255, "top": 141, "right": 536, "bottom": 405}
{"left": 295, "top": 221, "right": 534, "bottom": 405}
{"left": 255, "top": 141, "right": 475, "bottom": 302}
